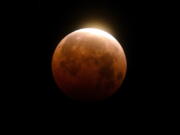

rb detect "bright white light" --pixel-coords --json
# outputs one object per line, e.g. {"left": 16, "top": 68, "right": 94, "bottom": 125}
{"left": 76, "top": 28, "right": 116, "bottom": 41}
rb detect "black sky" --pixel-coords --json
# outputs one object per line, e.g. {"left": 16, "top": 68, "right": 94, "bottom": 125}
{"left": 0, "top": 0, "right": 178, "bottom": 127}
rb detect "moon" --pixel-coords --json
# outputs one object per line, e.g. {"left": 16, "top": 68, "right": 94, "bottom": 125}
{"left": 52, "top": 28, "right": 127, "bottom": 101}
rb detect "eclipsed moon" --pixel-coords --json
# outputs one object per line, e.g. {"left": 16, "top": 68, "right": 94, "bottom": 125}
{"left": 52, "top": 28, "right": 127, "bottom": 101}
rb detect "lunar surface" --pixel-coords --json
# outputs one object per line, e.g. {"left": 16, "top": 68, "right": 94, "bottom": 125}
{"left": 52, "top": 28, "right": 127, "bottom": 101}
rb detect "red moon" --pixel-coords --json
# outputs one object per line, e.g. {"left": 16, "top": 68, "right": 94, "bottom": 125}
{"left": 52, "top": 28, "right": 127, "bottom": 101}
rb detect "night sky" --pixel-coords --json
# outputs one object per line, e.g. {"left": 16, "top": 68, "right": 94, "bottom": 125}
{"left": 38, "top": 0, "right": 174, "bottom": 105}
{"left": 0, "top": 1, "right": 177, "bottom": 127}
